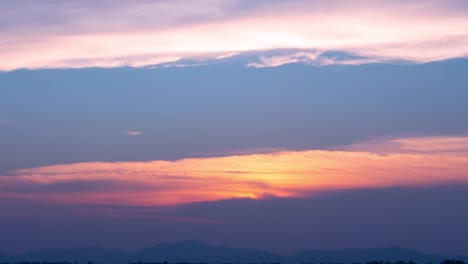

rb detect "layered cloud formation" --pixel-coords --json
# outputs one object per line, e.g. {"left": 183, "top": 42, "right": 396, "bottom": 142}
{"left": 1, "top": 136, "right": 467, "bottom": 206}
{"left": 1, "top": 0, "right": 468, "bottom": 70}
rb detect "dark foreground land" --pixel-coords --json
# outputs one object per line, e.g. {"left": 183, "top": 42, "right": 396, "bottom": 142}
{"left": 1, "top": 242, "right": 467, "bottom": 264}
{"left": 0, "top": 261, "right": 467, "bottom": 264}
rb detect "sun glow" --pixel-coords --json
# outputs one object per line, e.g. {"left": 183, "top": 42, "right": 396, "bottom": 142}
{"left": 1, "top": 136, "right": 468, "bottom": 206}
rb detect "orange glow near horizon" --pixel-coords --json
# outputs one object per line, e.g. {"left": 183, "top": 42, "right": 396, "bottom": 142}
{"left": 1, "top": 136, "right": 468, "bottom": 206}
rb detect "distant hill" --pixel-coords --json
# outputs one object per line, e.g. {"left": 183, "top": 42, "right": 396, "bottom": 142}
{"left": 1, "top": 241, "right": 467, "bottom": 264}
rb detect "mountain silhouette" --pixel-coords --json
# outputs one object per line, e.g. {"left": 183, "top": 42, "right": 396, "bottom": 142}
{"left": 1, "top": 241, "right": 467, "bottom": 263}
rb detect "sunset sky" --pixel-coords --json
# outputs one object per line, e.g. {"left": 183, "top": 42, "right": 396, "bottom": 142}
{"left": 1, "top": 0, "right": 468, "bottom": 258}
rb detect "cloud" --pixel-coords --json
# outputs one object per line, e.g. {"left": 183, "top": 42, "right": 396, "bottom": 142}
{"left": 1, "top": 135, "right": 468, "bottom": 206}
{"left": 125, "top": 131, "right": 143, "bottom": 136}
{"left": 246, "top": 50, "right": 399, "bottom": 68}
{"left": 1, "top": 0, "right": 468, "bottom": 70}
{"left": 247, "top": 51, "right": 321, "bottom": 68}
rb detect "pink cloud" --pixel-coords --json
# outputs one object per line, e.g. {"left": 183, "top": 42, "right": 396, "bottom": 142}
{"left": 1, "top": 0, "right": 467, "bottom": 70}
{"left": 125, "top": 131, "right": 144, "bottom": 136}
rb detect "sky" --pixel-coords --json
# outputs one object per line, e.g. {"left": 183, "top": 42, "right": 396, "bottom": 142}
{"left": 1, "top": 0, "right": 468, "bottom": 258}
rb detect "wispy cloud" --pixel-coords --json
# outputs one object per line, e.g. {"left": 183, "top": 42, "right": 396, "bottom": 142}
{"left": 247, "top": 51, "right": 321, "bottom": 68}
{"left": 1, "top": 136, "right": 467, "bottom": 206}
{"left": 1, "top": 0, "right": 467, "bottom": 70}
{"left": 125, "top": 131, "right": 144, "bottom": 136}
{"left": 246, "top": 50, "right": 398, "bottom": 68}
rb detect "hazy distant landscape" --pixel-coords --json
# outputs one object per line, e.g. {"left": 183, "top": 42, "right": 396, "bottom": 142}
{"left": 1, "top": 241, "right": 468, "bottom": 264}
{"left": 1, "top": 2, "right": 468, "bottom": 264}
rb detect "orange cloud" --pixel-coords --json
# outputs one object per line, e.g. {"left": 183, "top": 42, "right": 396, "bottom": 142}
{"left": 1, "top": 136, "right": 468, "bottom": 206}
